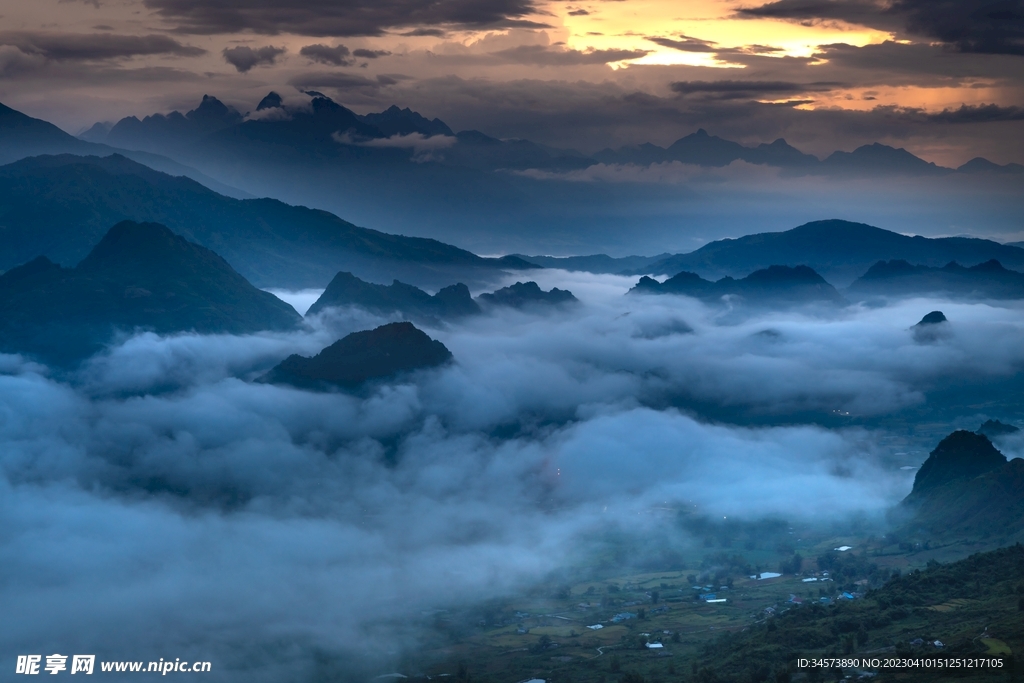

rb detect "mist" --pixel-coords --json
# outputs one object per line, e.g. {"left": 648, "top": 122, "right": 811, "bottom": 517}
{"left": 3, "top": 270, "right": 1023, "bottom": 680}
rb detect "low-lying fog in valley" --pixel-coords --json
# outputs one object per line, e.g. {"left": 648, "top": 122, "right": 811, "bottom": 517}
{"left": 3, "top": 270, "right": 1023, "bottom": 681}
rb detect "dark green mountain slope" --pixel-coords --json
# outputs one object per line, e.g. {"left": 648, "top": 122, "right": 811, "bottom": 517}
{"left": 0, "top": 221, "right": 301, "bottom": 364}
{"left": 259, "top": 322, "right": 452, "bottom": 390}
{"left": 0, "top": 154, "right": 528, "bottom": 289}
{"left": 639, "top": 220, "right": 1024, "bottom": 287}
{"left": 895, "top": 431, "right": 1024, "bottom": 542}
{"left": 849, "top": 259, "right": 1024, "bottom": 299}
{"left": 907, "top": 431, "right": 1007, "bottom": 501}
{"left": 630, "top": 265, "right": 845, "bottom": 306}
{"left": 689, "top": 544, "right": 1024, "bottom": 683}
{"left": 306, "top": 271, "right": 480, "bottom": 320}
{"left": 0, "top": 102, "right": 249, "bottom": 198}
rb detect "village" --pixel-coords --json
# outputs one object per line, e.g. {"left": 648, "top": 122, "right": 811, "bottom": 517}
{"left": 396, "top": 523, "right": 973, "bottom": 682}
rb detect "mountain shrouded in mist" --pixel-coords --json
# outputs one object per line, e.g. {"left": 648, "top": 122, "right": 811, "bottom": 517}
{"left": 631, "top": 264, "right": 845, "bottom": 306}
{"left": 306, "top": 271, "right": 480, "bottom": 321}
{"left": 259, "top": 321, "right": 452, "bottom": 390}
{"left": 849, "top": 259, "right": 1024, "bottom": 300}
{"left": 897, "top": 431, "right": 1024, "bottom": 541}
{"left": 634, "top": 220, "right": 1024, "bottom": 286}
{"left": 0, "top": 153, "right": 532, "bottom": 289}
{"left": 0, "top": 220, "right": 300, "bottom": 364}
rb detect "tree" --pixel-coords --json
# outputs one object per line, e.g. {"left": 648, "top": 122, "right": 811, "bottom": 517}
{"left": 651, "top": 590, "right": 660, "bottom": 604}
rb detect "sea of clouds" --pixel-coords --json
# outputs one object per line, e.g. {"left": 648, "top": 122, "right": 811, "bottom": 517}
{"left": 3, "top": 270, "right": 1023, "bottom": 680}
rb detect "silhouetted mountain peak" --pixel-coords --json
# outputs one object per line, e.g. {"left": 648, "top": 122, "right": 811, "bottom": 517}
{"left": 916, "top": 310, "right": 947, "bottom": 326}
{"left": 632, "top": 263, "right": 843, "bottom": 306}
{"left": 307, "top": 271, "right": 480, "bottom": 320}
{"left": 743, "top": 264, "right": 825, "bottom": 286}
{"left": 823, "top": 143, "right": 949, "bottom": 175}
{"left": 256, "top": 92, "right": 283, "bottom": 111}
{"left": 78, "top": 220, "right": 212, "bottom": 277}
{"left": 186, "top": 95, "right": 242, "bottom": 129}
{"left": 0, "top": 255, "right": 62, "bottom": 289}
{"left": 361, "top": 105, "right": 454, "bottom": 137}
{"left": 477, "top": 281, "right": 577, "bottom": 308}
{"left": 909, "top": 430, "right": 1006, "bottom": 499}
{"left": 861, "top": 259, "right": 918, "bottom": 279}
{"left": 311, "top": 96, "right": 343, "bottom": 114}
{"left": 259, "top": 321, "right": 452, "bottom": 390}
{"left": 978, "top": 419, "right": 1020, "bottom": 438}
{"left": 0, "top": 220, "right": 300, "bottom": 363}
{"left": 957, "top": 157, "right": 1024, "bottom": 174}
{"left": 970, "top": 259, "right": 1008, "bottom": 273}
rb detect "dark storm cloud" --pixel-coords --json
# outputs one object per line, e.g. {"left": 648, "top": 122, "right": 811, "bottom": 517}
{"left": 0, "top": 32, "right": 206, "bottom": 61}
{"left": 737, "top": 0, "right": 895, "bottom": 27}
{"left": 646, "top": 35, "right": 719, "bottom": 53}
{"left": 490, "top": 44, "right": 649, "bottom": 65}
{"left": 887, "top": 103, "right": 1024, "bottom": 123}
{"left": 300, "top": 43, "right": 353, "bottom": 66}
{"left": 353, "top": 48, "right": 392, "bottom": 59}
{"left": 738, "top": 0, "right": 1024, "bottom": 55}
{"left": 222, "top": 45, "right": 286, "bottom": 73}
{"left": 142, "top": 0, "right": 549, "bottom": 37}
{"left": 670, "top": 79, "right": 843, "bottom": 99}
{"left": 400, "top": 28, "right": 449, "bottom": 37}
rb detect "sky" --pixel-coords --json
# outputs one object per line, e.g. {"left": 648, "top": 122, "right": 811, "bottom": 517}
{"left": 1, "top": 0, "right": 1022, "bottom": 165}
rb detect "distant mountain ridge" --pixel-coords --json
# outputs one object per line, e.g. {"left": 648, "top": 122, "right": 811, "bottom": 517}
{"left": 69, "top": 95, "right": 1021, "bottom": 178}
{"left": 306, "top": 272, "right": 480, "bottom": 321}
{"left": 0, "top": 102, "right": 250, "bottom": 198}
{"left": 634, "top": 220, "right": 1024, "bottom": 287}
{"left": 630, "top": 264, "right": 845, "bottom": 306}
{"left": 0, "top": 220, "right": 301, "bottom": 364}
{"left": 849, "top": 259, "right": 1024, "bottom": 299}
{"left": 307, "top": 272, "right": 577, "bottom": 319}
{"left": 0, "top": 153, "right": 532, "bottom": 289}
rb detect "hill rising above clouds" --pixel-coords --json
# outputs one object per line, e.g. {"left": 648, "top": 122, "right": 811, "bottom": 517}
{"left": 306, "top": 271, "right": 480, "bottom": 321}
{"left": 633, "top": 220, "right": 1024, "bottom": 286}
{"left": 848, "top": 259, "right": 1024, "bottom": 300}
{"left": 259, "top": 322, "right": 452, "bottom": 391}
{"left": 0, "top": 221, "right": 300, "bottom": 364}
{"left": 630, "top": 264, "right": 846, "bottom": 306}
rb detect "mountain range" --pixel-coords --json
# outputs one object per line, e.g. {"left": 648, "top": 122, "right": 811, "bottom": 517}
{"left": 307, "top": 272, "right": 577, "bottom": 321}
{"left": 79, "top": 95, "right": 1023, "bottom": 178}
{"left": 849, "top": 259, "right": 1024, "bottom": 299}
{"left": 630, "top": 264, "right": 845, "bottom": 306}
{"left": 3, "top": 98, "right": 1022, "bottom": 258}
{"left": 0, "top": 101, "right": 250, "bottom": 199}
{"left": 0, "top": 221, "right": 300, "bottom": 364}
{"left": 306, "top": 272, "right": 480, "bottom": 321}
{"left": 609, "top": 219, "right": 1024, "bottom": 287}
{"left": 0, "top": 153, "right": 531, "bottom": 290}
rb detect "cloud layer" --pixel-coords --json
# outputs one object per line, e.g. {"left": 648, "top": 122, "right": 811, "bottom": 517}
{"left": 3, "top": 272, "right": 1022, "bottom": 678}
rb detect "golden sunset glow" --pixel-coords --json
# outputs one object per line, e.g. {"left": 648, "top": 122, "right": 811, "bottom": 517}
{"left": 558, "top": 0, "right": 894, "bottom": 64}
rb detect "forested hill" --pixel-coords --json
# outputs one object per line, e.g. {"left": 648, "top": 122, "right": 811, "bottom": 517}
{"left": 687, "top": 544, "right": 1023, "bottom": 683}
